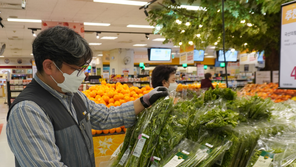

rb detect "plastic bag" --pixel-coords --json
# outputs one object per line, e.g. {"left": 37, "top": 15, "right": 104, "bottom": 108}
{"left": 110, "top": 110, "right": 148, "bottom": 167}
{"left": 124, "top": 97, "right": 174, "bottom": 167}
{"left": 153, "top": 98, "right": 193, "bottom": 160}
{"left": 159, "top": 138, "right": 200, "bottom": 167}
{"left": 246, "top": 138, "right": 288, "bottom": 167}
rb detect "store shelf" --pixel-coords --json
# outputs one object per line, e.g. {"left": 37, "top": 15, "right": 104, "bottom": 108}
{"left": 10, "top": 90, "right": 23, "bottom": 92}
{"left": 10, "top": 84, "right": 27, "bottom": 86}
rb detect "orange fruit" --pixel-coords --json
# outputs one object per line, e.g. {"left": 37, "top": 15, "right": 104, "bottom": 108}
{"left": 95, "top": 95, "right": 101, "bottom": 100}
{"left": 121, "top": 126, "right": 125, "bottom": 129}
{"left": 130, "top": 97, "right": 135, "bottom": 101}
{"left": 116, "top": 127, "right": 122, "bottom": 133}
{"left": 139, "top": 94, "right": 144, "bottom": 97}
{"left": 143, "top": 91, "right": 149, "bottom": 95}
{"left": 123, "top": 128, "right": 127, "bottom": 132}
{"left": 107, "top": 91, "right": 115, "bottom": 98}
{"left": 108, "top": 103, "right": 114, "bottom": 107}
{"left": 119, "top": 100, "right": 125, "bottom": 104}
{"left": 133, "top": 94, "right": 138, "bottom": 98}
{"left": 97, "top": 90, "right": 104, "bottom": 96}
{"left": 114, "top": 101, "right": 121, "bottom": 106}
{"left": 90, "top": 92, "right": 96, "bottom": 98}
{"left": 124, "top": 96, "right": 130, "bottom": 102}
{"left": 136, "top": 89, "right": 142, "bottom": 94}
{"left": 118, "top": 93, "right": 124, "bottom": 99}
{"left": 110, "top": 128, "right": 116, "bottom": 134}
{"left": 101, "top": 80, "right": 107, "bottom": 85}
{"left": 102, "top": 95, "right": 110, "bottom": 103}
{"left": 103, "top": 129, "right": 109, "bottom": 134}
{"left": 96, "top": 130, "right": 102, "bottom": 134}
{"left": 92, "top": 129, "right": 96, "bottom": 135}
{"left": 89, "top": 86, "right": 96, "bottom": 91}
{"left": 113, "top": 95, "right": 120, "bottom": 101}
{"left": 109, "top": 98, "right": 115, "bottom": 104}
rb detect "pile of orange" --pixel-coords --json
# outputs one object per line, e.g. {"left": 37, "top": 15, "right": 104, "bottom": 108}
{"left": 92, "top": 126, "right": 126, "bottom": 135}
{"left": 82, "top": 81, "right": 153, "bottom": 108}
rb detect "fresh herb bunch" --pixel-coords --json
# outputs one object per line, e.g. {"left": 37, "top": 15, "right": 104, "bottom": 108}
{"left": 124, "top": 98, "right": 173, "bottom": 167}
{"left": 154, "top": 100, "right": 194, "bottom": 160}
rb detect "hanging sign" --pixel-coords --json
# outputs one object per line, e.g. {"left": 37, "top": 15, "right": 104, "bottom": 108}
{"left": 279, "top": 1, "right": 296, "bottom": 88}
{"left": 239, "top": 52, "right": 258, "bottom": 65}
{"left": 179, "top": 53, "right": 187, "bottom": 64}
{"left": 197, "top": 64, "right": 205, "bottom": 77}
{"left": 186, "top": 51, "right": 194, "bottom": 64}
{"left": 41, "top": 21, "right": 84, "bottom": 37}
{"left": 180, "top": 45, "right": 194, "bottom": 64}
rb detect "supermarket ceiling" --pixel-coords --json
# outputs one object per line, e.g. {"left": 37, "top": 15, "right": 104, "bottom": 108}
{"left": 0, "top": 0, "right": 212, "bottom": 58}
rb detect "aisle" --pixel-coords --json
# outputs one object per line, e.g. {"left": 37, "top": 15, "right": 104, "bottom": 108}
{"left": 0, "top": 98, "right": 15, "bottom": 167}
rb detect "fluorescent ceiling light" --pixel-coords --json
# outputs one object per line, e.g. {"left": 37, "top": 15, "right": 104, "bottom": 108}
{"left": 89, "top": 43, "right": 102, "bottom": 45}
{"left": 93, "top": 0, "right": 206, "bottom": 11}
{"left": 133, "top": 44, "right": 147, "bottom": 46}
{"left": 205, "top": 55, "right": 215, "bottom": 58}
{"left": 179, "top": 5, "right": 207, "bottom": 11}
{"left": 84, "top": 22, "right": 110, "bottom": 26}
{"left": 0, "top": 56, "right": 4, "bottom": 57}
{"left": 97, "top": 54, "right": 103, "bottom": 56}
{"left": 127, "top": 25, "right": 154, "bottom": 28}
{"left": 152, "top": 38, "right": 166, "bottom": 41}
{"left": 101, "top": 36, "right": 118, "bottom": 40}
{"left": 7, "top": 18, "right": 42, "bottom": 23}
{"left": 174, "top": 46, "right": 180, "bottom": 47}
{"left": 93, "top": 0, "right": 146, "bottom": 6}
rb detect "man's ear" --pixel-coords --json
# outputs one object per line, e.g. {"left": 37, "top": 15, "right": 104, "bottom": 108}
{"left": 42, "top": 59, "right": 55, "bottom": 75}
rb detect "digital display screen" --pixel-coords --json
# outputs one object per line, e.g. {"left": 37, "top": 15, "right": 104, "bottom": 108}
{"left": 149, "top": 48, "right": 171, "bottom": 61}
{"left": 218, "top": 50, "right": 238, "bottom": 62}
{"left": 257, "top": 51, "right": 264, "bottom": 62}
{"left": 194, "top": 50, "right": 205, "bottom": 61}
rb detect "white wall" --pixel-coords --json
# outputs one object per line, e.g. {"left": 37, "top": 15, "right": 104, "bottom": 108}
{"left": 109, "top": 49, "right": 134, "bottom": 75}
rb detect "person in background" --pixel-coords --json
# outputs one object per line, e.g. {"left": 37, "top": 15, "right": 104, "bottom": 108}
{"left": 152, "top": 65, "right": 178, "bottom": 92}
{"left": 84, "top": 72, "right": 90, "bottom": 81}
{"left": 6, "top": 26, "right": 168, "bottom": 167}
{"left": 201, "top": 73, "right": 215, "bottom": 90}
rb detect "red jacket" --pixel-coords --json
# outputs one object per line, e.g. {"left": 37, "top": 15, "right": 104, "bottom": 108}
{"left": 201, "top": 79, "right": 214, "bottom": 90}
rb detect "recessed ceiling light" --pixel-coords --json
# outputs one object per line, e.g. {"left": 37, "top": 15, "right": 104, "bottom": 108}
{"left": 133, "top": 44, "right": 147, "bottom": 46}
{"left": 31, "top": 53, "right": 33, "bottom": 55}
{"left": 152, "top": 38, "right": 166, "bottom": 41}
{"left": 7, "top": 18, "right": 42, "bottom": 23}
{"left": 127, "top": 25, "right": 155, "bottom": 28}
{"left": 93, "top": 0, "right": 146, "bottom": 6}
{"left": 101, "top": 36, "right": 118, "bottom": 40}
{"left": 84, "top": 22, "right": 110, "bottom": 26}
{"left": 89, "top": 43, "right": 102, "bottom": 45}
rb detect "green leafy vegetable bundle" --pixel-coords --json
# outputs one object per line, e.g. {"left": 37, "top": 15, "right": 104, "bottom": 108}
{"left": 124, "top": 97, "right": 173, "bottom": 167}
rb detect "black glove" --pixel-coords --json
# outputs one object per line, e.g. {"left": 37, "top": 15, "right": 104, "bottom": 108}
{"left": 140, "top": 86, "right": 169, "bottom": 108}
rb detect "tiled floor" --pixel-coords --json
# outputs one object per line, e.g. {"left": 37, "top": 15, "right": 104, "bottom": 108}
{"left": 0, "top": 98, "right": 15, "bottom": 167}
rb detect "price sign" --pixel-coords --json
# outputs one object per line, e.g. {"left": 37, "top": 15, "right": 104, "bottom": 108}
{"left": 279, "top": 1, "right": 296, "bottom": 88}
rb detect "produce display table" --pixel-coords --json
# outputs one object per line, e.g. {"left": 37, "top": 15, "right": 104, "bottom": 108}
{"left": 93, "top": 133, "right": 125, "bottom": 167}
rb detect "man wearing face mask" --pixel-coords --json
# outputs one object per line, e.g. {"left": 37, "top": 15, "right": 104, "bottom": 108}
{"left": 6, "top": 26, "right": 168, "bottom": 167}
{"left": 151, "top": 65, "right": 177, "bottom": 92}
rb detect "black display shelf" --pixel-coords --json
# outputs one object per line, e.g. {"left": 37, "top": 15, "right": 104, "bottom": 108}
{"left": 10, "top": 90, "right": 23, "bottom": 92}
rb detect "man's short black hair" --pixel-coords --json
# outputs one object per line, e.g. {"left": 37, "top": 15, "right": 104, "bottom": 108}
{"left": 205, "top": 73, "right": 212, "bottom": 79}
{"left": 32, "top": 26, "right": 93, "bottom": 73}
{"left": 152, "top": 65, "right": 176, "bottom": 88}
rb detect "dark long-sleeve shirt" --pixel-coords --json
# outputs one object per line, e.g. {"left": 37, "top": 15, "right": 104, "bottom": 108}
{"left": 201, "top": 79, "right": 214, "bottom": 90}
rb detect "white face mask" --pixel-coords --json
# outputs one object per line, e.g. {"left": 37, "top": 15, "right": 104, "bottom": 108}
{"left": 51, "top": 63, "right": 85, "bottom": 93}
{"left": 168, "top": 82, "right": 178, "bottom": 92}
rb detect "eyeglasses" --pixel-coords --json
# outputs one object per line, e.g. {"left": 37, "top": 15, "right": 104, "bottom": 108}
{"left": 63, "top": 63, "right": 89, "bottom": 77}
